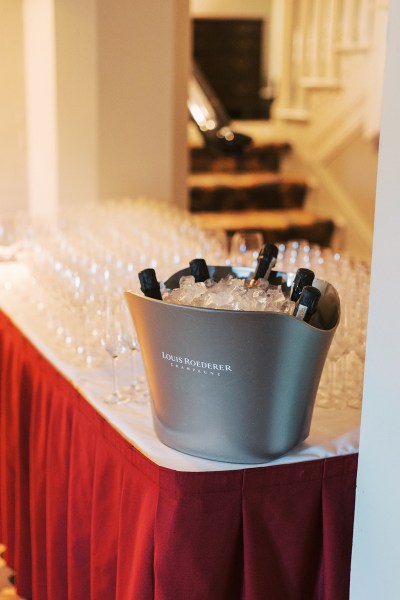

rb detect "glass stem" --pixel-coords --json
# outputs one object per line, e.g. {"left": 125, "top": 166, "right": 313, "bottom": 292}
{"left": 342, "top": 353, "right": 348, "bottom": 394}
{"left": 111, "top": 355, "right": 119, "bottom": 396}
{"left": 328, "top": 360, "right": 336, "bottom": 406}
{"left": 130, "top": 348, "right": 138, "bottom": 387}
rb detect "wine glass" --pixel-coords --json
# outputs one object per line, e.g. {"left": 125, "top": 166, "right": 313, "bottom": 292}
{"left": 121, "top": 300, "right": 149, "bottom": 404}
{"left": 229, "top": 231, "right": 264, "bottom": 268}
{"left": 347, "top": 300, "right": 368, "bottom": 409}
{"left": 316, "top": 334, "right": 346, "bottom": 409}
{"left": 101, "top": 296, "right": 130, "bottom": 405}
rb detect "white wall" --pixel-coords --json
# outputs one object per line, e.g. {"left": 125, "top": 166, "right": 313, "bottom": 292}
{"left": 54, "top": 0, "right": 98, "bottom": 209}
{"left": 1, "top": 0, "right": 190, "bottom": 218}
{"left": 97, "top": 0, "right": 189, "bottom": 206}
{"left": 327, "top": 135, "right": 377, "bottom": 240}
{"left": 350, "top": 0, "right": 400, "bottom": 596}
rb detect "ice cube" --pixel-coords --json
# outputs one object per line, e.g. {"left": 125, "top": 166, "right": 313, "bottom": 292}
{"left": 204, "top": 278, "right": 216, "bottom": 288}
{"left": 213, "top": 290, "right": 233, "bottom": 306}
{"left": 163, "top": 288, "right": 187, "bottom": 304}
{"left": 179, "top": 275, "right": 195, "bottom": 288}
{"left": 221, "top": 274, "right": 234, "bottom": 285}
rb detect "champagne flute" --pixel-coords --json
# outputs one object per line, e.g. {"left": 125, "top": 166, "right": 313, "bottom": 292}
{"left": 121, "top": 300, "right": 149, "bottom": 404}
{"left": 347, "top": 300, "right": 367, "bottom": 409}
{"left": 316, "top": 335, "right": 344, "bottom": 409}
{"left": 229, "top": 231, "right": 264, "bottom": 268}
{"left": 101, "top": 296, "right": 130, "bottom": 405}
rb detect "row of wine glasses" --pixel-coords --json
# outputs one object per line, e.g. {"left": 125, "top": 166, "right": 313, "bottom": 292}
{"left": 276, "top": 240, "right": 370, "bottom": 410}
{"left": 316, "top": 256, "right": 370, "bottom": 411}
{"left": 3, "top": 198, "right": 229, "bottom": 407}
{"left": 14, "top": 198, "right": 228, "bottom": 369}
{"left": 226, "top": 231, "right": 370, "bottom": 410}
{"left": 4, "top": 207, "right": 370, "bottom": 411}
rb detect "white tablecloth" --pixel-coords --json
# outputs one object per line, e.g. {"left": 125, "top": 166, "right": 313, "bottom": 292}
{"left": 0, "top": 262, "right": 360, "bottom": 472}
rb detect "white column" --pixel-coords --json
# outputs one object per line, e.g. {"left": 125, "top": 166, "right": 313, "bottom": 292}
{"left": 350, "top": 1, "right": 400, "bottom": 597}
{"left": 23, "top": 0, "right": 59, "bottom": 220}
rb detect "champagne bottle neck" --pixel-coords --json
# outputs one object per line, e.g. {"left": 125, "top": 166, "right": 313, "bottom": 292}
{"left": 138, "top": 268, "right": 162, "bottom": 300}
{"left": 293, "top": 285, "right": 321, "bottom": 323}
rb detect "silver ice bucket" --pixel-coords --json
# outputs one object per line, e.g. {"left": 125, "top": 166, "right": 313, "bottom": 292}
{"left": 124, "top": 266, "right": 340, "bottom": 463}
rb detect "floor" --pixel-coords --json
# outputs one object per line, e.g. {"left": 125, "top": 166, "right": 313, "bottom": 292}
{"left": 0, "top": 544, "right": 23, "bottom": 599}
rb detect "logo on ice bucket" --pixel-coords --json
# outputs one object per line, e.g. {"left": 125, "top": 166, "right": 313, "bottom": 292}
{"left": 161, "top": 351, "right": 232, "bottom": 377}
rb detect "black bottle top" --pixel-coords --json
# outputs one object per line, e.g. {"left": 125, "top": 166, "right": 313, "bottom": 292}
{"left": 189, "top": 258, "right": 210, "bottom": 283}
{"left": 252, "top": 243, "right": 279, "bottom": 282}
{"left": 290, "top": 268, "right": 315, "bottom": 302}
{"left": 138, "top": 268, "right": 162, "bottom": 300}
{"left": 293, "top": 285, "right": 321, "bottom": 323}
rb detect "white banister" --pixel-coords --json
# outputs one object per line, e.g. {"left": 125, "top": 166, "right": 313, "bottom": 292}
{"left": 273, "top": 0, "right": 376, "bottom": 121}
{"left": 301, "top": 0, "right": 341, "bottom": 87}
{"left": 312, "top": 0, "right": 323, "bottom": 78}
{"left": 273, "top": 0, "right": 310, "bottom": 119}
{"left": 336, "top": 0, "right": 374, "bottom": 51}
{"left": 341, "top": 0, "right": 357, "bottom": 48}
{"left": 324, "top": 0, "right": 340, "bottom": 80}
{"left": 358, "top": 0, "right": 374, "bottom": 47}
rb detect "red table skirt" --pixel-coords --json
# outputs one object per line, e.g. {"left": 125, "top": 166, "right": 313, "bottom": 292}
{"left": 0, "top": 311, "right": 357, "bottom": 600}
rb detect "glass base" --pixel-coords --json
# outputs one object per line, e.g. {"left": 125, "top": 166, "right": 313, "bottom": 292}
{"left": 122, "top": 382, "right": 149, "bottom": 405}
{"left": 103, "top": 391, "right": 131, "bottom": 405}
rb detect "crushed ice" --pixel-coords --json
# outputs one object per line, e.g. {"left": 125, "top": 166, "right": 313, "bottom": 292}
{"left": 162, "top": 275, "right": 295, "bottom": 313}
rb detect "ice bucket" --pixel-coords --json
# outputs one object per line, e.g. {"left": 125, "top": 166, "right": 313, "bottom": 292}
{"left": 124, "top": 266, "right": 340, "bottom": 463}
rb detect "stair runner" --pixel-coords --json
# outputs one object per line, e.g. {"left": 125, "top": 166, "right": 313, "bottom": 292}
{"left": 189, "top": 142, "right": 335, "bottom": 247}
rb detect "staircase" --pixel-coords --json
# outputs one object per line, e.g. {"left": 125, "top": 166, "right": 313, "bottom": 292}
{"left": 270, "top": 0, "right": 388, "bottom": 260}
{"left": 188, "top": 125, "right": 335, "bottom": 248}
{"left": 189, "top": 0, "right": 388, "bottom": 260}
